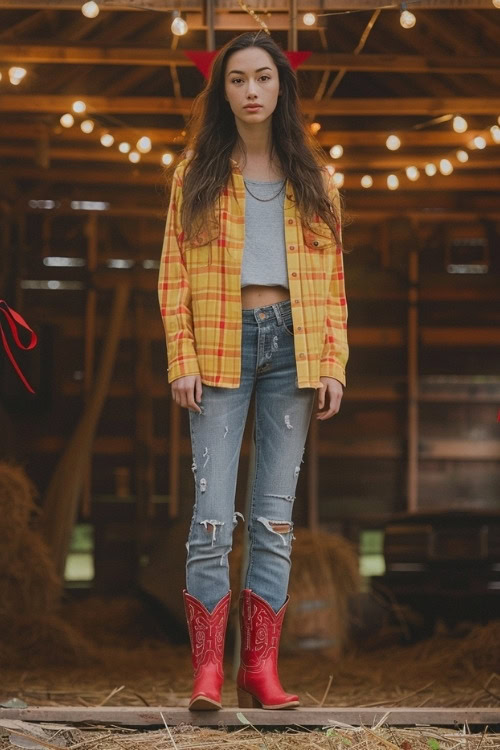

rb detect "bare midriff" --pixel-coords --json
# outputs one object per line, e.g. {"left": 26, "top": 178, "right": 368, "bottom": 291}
{"left": 241, "top": 284, "right": 290, "bottom": 310}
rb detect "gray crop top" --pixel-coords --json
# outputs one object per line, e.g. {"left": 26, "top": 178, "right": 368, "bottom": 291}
{"left": 240, "top": 178, "right": 288, "bottom": 289}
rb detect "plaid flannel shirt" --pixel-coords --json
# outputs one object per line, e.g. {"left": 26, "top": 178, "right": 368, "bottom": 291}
{"left": 158, "top": 157, "right": 348, "bottom": 389}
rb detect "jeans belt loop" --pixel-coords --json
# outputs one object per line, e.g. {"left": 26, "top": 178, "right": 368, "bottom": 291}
{"left": 272, "top": 303, "right": 283, "bottom": 326}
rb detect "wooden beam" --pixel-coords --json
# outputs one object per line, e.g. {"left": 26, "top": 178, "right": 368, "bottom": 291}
{"left": 0, "top": 705, "right": 498, "bottom": 727}
{"left": 2, "top": 95, "right": 500, "bottom": 115}
{"left": 0, "top": 122, "right": 494, "bottom": 147}
{"left": 3, "top": 143, "right": 500, "bottom": 171}
{"left": 2, "top": 45, "right": 500, "bottom": 74}
{"left": 4, "top": 165, "right": 500, "bottom": 190}
{"left": 0, "top": 0, "right": 496, "bottom": 8}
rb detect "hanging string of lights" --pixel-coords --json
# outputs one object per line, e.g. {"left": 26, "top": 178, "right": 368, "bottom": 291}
{"left": 2, "top": 2, "right": 499, "bottom": 185}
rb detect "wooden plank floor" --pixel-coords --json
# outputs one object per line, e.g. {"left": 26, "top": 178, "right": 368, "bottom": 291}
{"left": 1, "top": 706, "right": 499, "bottom": 727}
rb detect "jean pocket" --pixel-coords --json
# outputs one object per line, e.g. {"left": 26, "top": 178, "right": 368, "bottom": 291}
{"left": 282, "top": 316, "right": 294, "bottom": 337}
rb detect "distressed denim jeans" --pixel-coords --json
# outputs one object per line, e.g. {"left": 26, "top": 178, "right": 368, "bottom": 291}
{"left": 186, "top": 298, "right": 316, "bottom": 613}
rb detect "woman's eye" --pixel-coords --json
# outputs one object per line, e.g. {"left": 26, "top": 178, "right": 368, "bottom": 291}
{"left": 231, "top": 76, "right": 270, "bottom": 84}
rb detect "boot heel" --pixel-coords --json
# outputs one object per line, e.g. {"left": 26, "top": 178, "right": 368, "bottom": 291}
{"left": 237, "top": 687, "right": 261, "bottom": 708}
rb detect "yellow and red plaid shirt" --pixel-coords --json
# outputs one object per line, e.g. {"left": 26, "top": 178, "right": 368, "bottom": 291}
{"left": 158, "top": 157, "right": 348, "bottom": 389}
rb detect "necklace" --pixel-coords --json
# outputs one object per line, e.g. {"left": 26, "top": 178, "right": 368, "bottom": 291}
{"left": 243, "top": 179, "right": 285, "bottom": 202}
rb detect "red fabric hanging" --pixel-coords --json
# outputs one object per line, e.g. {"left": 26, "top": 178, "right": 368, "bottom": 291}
{"left": 0, "top": 300, "right": 38, "bottom": 394}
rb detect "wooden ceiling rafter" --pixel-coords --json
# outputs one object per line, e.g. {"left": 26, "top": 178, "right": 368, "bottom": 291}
{"left": 2, "top": 46, "right": 500, "bottom": 74}
{"left": 2, "top": 94, "right": 499, "bottom": 115}
{"left": 1, "top": 122, "right": 493, "bottom": 146}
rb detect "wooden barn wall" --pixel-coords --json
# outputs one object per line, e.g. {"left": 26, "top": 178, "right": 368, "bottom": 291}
{"left": 1, "top": 206, "right": 500, "bottom": 563}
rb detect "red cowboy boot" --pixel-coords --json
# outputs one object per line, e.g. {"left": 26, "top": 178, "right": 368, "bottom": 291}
{"left": 236, "top": 588, "right": 299, "bottom": 709}
{"left": 183, "top": 589, "right": 231, "bottom": 710}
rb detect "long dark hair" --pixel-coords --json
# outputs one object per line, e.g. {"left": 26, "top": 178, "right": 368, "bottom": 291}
{"left": 163, "top": 30, "right": 348, "bottom": 253}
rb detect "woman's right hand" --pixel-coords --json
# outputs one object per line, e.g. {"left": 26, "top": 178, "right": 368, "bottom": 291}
{"left": 171, "top": 374, "right": 203, "bottom": 413}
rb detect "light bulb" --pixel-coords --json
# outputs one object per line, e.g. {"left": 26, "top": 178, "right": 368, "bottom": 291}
{"left": 171, "top": 15, "right": 188, "bottom": 35}
{"left": 119, "top": 142, "right": 131, "bottom": 153}
{"left": 490, "top": 125, "right": 500, "bottom": 143}
{"left": 456, "top": 149, "right": 469, "bottom": 162}
{"left": 136, "top": 136, "right": 152, "bottom": 153}
{"left": 387, "top": 174, "right": 399, "bottom": 190}
{"left": 452, "top": 115, "right": 467, "bottom": 133}
{"left": 72, "top": 100, "right": 86, "bottom": 113}
{"left": 129, "top": 151, "right": 140, "bottom": 163}
{"left": 162, "top": 153, "right": 173, "bottom": 166}
{"left": 310, "top": 122, "right": 321, "bottom": 135}
{"left": 303, "top": 12, "right": 316, "bottom": 25}
{"left": 60, "top": 113, "right": 74, "bottom": 128}
{"left": 492, "top": 0, "right": 500, "bottom": 8}
{"left": 386, "top": 134, "right": 401, "bottom": 150}
{"left": 425, "top": 163, "right": 437, "bottom": 176}
{"left": 405, "top": 166, "right": 420, "bottom": 181}
{"left": 472, "top": 136, "right": 486, "bottom": 149}
{"left": 80, "top": 119, "right": 94, "bottom": 133}
{"left": 81, "top": 1, "right": 100, "bottom": 17}
{"left": 8, "top": 66, "right": 27, "bottom": 82}
{"left": 439, "top": 158, "right": 453, "bottom": 175}
{"left": 332, "top": 172, "right": 344, "bottom": 188}
{"left": 400, "top": 10, "right": 416, "bottom": 28}
{"left": 329, "top": 145, "right": 343, "bottom": 159}
{"left": 361, "top": 175, "right": 373, "bottom": 188}
{"left": 100, "top": 133, "right": 114, "bottom": 147}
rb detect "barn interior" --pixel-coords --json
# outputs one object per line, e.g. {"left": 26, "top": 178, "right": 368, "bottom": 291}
{"left": 1, "top": 0, "right": 500, "bottom": 747}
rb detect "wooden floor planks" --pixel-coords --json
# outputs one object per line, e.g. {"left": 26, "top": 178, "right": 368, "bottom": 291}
{"left": 1, "top": 706, "right": 499, "bottom": 727}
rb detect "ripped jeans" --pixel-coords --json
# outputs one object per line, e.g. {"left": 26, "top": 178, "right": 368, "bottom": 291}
{"left": 186, "top": 298, "right": 316, "bottom": 613}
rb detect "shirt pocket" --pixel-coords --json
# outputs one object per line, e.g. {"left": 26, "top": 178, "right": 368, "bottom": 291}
{"left": 183, "top": 225, "right": 218, "bottom": 268}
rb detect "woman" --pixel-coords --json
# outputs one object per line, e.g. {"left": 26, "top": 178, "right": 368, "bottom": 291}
{"left": 158, "top": 30, "right": 349, "bottom": 711}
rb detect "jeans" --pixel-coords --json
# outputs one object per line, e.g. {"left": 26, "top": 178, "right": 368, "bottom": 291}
{"left": 186, "top": 298, "right": 316, "bottom": 613}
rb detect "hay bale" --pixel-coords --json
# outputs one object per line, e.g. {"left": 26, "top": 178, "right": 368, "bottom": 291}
{"left": 0, "top": 461, "right": 97, "bottom": 667}
{"left": 229, "top": 526, "right": 361, "bottom": 654}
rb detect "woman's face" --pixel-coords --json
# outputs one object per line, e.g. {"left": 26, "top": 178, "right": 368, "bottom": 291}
{"left": 224, "top": 46, "right": 281, "bottom": 125}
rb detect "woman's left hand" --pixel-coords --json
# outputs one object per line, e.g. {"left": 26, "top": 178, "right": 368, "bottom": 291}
{"left": 316, "top": 377, "right": 343, "bottom": 420}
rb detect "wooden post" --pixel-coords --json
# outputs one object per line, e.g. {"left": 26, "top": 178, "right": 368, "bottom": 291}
{"left": 81, "top": 213, "right": 97, "bottom": 518}
{"left": 407, "top": 223, "right": 419, "bottom": 513}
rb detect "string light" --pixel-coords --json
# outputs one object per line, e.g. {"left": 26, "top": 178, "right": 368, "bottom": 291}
{"left": 405, "top": 166, "right": 420, "bottom": 181}
{"left": 162, "top": 153, "right": 174, "bottom": 166}
{"left": 492, "top": 0, "right": 500, "bottom": 7}
{"left": 128, "top": 151, "right": 141, "bottom": 163}
{"left": 136, "top": 136, "right": 152, "bottom": 153}
{"left": 456, "top": 150, "right": 469, "bottom": 163}
{"left": 400, "top": 8, "right": 416, "bottom": 28}
{"left": 8, "top": 66, "right": 27, "bottom": 85}
{"left": 80, "top": 119, "right": 94, "bottom": 133}
{"left": 425, "top": 163, "right": 437, "bottom": 176}
{"left": 310, "top": 122, "right": 321, "bottom": 135}
{"left": 303, "top": 12, "right": 316, "bottom": 25}
{"left": 171, "top": 11, "right": 188, "bottom": 35}
{"left": 452, "top": 115, "right": 468, "bottom": 133}
{"left": 72, "top": 100, "right": 86, "bottom": 113}
{"left": 387, "top": 174, "right": 399, "bottom": 190}
{"left": 472, "top": 136, "right": 486, "bottom": 149}
{"left": 81, "top": 1, "right": 100, "bottom": 17}
{"left": 361, "top": 175, "right": 373, "bottom": 188}
{"left": 118, "top": 142, "right": 131, "bottom": 153}
{"left": 100, "top": 133, "right": 114, "bottom": 147}
{"left": 60, "top": 113, "right": 74, "bottom": 128}
{"left": 490, "top": 125, "right": 500, "bottom": 144}
{"left": 439, "top": 158, "right": 453, "bottom": 175}
{"left": 386, "top": 134, "right": 401, "bottom": 150}
{"left": 333, "top": 172, "right": 344, "bottom": 188}
{"left": 329, "top": 145, "right": 343, "bottom": 159}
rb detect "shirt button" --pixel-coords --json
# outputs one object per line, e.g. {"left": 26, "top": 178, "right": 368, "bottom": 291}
{"left": 297, "top": 326, "right": 302, "bottom": 331}
{"left": 299, "top": 352, "right": 305, "bottom": 358}
{"left": 259, "top": 312, "right": 266, "bottom": 319}
{"left": 289, "top": 245, "right": 295, "bottom": 251}
{"left": 294, "top": 299, "right": 299, "bottom": 303}
{"left": 288, "top": 219, "right": 293, "bottom": 224}
{"left": 292, "top": 272, "right": 297, "bottom": 277}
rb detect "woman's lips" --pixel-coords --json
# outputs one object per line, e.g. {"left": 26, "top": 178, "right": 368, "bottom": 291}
{"left": 244, "top": 105, "right": 262, "bottom": 110}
